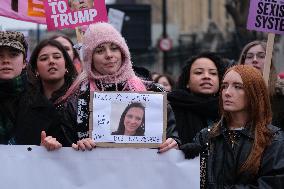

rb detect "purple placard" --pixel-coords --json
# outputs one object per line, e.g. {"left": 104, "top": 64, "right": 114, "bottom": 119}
{"left": 43, "top": 0, "right": 108, "bottom": 31}
{"left": 247, "top": 0, "right": 284, "bottom": 34}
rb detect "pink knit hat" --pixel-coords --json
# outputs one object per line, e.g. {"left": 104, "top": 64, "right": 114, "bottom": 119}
{"left": 82, "top": 22, "right": 146, "bottom": 91}
{"left": 82, "top": 22, "right": 134, "bottom": 82}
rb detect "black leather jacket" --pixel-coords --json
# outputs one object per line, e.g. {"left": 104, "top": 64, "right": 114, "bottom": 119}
{"left": 181, "top": 121, "right": 284, "bottom": 188}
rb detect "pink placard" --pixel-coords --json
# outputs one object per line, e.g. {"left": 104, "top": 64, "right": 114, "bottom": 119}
{"left": 0, "top": 0, "right": 46, "bottom": 24}
{"left": 43, "top": 0, "right": 108, "bottom": 30}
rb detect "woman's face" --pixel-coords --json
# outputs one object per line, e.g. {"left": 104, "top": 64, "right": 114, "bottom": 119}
{"left": 54, "top": 36, "right": 74, "bottom": 60}
{"left": 221, "top": 70, "right": 248, "bottom": 113}
{"left": 188, "top": 58, "right": 219, "bottom": 95}
{"left": 70, "top": 0, "right": 94, "bottom": 10}
{"left": 157, "top": 76, "right": 172, "bottom": 92}
{"left": 244, "top": 44, "right": 266, "bottom": 71}
{"left": 92, "top": 42, "right": 122, "bottom": 75}
{"left": 152, "top": 73, "right": 160, "bottom": 81}
{"left": 124, "top": 107, "right": 144, "bottom": 136}
{"left": 0, "top": 47, "right": 25, "bottom": 80}
{"left": 36, "top": 45, "right": 66, "bottom": 84}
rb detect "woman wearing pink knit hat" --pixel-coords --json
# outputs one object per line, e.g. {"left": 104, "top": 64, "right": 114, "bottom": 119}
{"left": 57, "top": 22, "right": 180, "bottom": 152}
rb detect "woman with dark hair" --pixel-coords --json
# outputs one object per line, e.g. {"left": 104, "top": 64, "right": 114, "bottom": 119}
{"left": 168, "top": 52, "right": 226, "bottom": 145}
{"left": 50, "top": 34, "right": 82, "bottom": 73}
{"left": 154, "top": 74, "right": 176, "bottom": 92}
{"left": 112, "top": 102, "right": 145, "bottom": 136}
{"left": 182, "top": 65, "right": 284, "bottom": 188}
{"left": 151, "top": 72, "right": 160, "bottom": 81}
{"left": 13, "top": 39, "right": 79, "bottom": 150}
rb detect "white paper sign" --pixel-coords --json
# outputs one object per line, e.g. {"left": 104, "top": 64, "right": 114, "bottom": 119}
{"left": 108, "top": 8, "right": 125, "bottom": 32}
{"left": 0, "top": 145, "right": 200, "bottom": 189}
{"left": 92, "top": 92, "right": 165, "bottom": 144}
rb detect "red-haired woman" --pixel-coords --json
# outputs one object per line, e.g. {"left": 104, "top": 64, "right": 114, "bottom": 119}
{"left": 182, "top": 65, "right": 284, "bottom": 188}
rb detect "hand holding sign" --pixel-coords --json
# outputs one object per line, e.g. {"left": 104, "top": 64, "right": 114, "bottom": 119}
{"left": 40, "top": 131, "right": 62, "bottom": 151}
{"left": 72, "top": 138, "right": 96, "bottom": 151}
{"left": 158, "top": 138, "right": 178, "bottom": 153}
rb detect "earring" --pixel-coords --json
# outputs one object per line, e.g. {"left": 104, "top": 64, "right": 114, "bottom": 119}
{"left": 66, "top": 69, "right": 69, "bottom": 74}
{"left": 35, "top": 72, "right": 39, "bottom": 77}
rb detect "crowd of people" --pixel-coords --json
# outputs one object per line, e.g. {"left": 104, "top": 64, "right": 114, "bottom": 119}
{"left": 0, "top": 22, "right": 284, "bottom": 187}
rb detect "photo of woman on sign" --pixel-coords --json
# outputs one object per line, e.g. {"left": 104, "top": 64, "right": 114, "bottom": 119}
{"left": 112, "top": 102, "right": 145, "bottom": 136}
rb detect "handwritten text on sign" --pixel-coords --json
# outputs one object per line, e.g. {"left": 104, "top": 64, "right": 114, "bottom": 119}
{"left": 43, "top": 0, "right": 107, "bottom": 30}
{"left": 247, "top": 0, "right": 284, "bottom": 34}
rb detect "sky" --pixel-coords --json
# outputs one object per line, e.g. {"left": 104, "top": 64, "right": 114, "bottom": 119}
{"left": 0, "top": 16, "right": 47, "bottom": 30}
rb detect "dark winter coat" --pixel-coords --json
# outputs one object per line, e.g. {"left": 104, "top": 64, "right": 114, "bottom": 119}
{"left": 271, "top": 95, "right": 284, "bottom": 130}
{"left": 13, "top": 84, "right": 78, "bottom": 146}
{"left": 182, "top": 121, "right": 284, "bottom": 188}
{"left": 0, "top": 72, "right": 27, "bottom": 144}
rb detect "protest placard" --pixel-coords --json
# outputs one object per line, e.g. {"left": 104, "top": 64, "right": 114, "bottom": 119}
{"left": 43, "top": 0, "right": 107, "bottom": 30}
{"left": 246, "top": 0, "right": 283, "bottom": 85}
{"left": 90, "top": 92, "right": 167, "bottom": 148}
{"left": 247, "top": 0, "right": 284, "bottom": 34}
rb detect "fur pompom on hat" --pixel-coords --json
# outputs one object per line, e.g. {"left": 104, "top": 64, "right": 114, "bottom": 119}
{"left": 82, "top": 22, "right": 146, "bottom": 91}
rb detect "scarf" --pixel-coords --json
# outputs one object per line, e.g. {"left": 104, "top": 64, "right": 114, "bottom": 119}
{"left": 168, "top": 89, "right": 219, "bottom": 119}
{"left": 0, "top": 72, "right": 26, "bottom": 99}
{"left": 0, "top": 72, "right": 26, "bottom": 144}
{"left": 168, "top": 89, "right": 220, "bottom": 144}
{"left": 89, "top": 72, "right": 147, "bottom": 92}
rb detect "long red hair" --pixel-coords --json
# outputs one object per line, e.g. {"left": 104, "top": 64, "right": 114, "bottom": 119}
{"left": 211, "top": 65, "right": 272, "bottom": 175}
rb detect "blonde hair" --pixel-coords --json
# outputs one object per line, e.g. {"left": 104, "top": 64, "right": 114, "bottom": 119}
{"left": 238, "top": 40, "right": 277, "bottom": 97}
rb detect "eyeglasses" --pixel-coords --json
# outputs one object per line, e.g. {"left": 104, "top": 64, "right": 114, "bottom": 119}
{"left": 245, "top": 52, "right": 266, "bottom": 61}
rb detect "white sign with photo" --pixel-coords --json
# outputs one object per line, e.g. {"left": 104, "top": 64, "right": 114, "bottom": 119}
{"left": 91, "top": 92, "right": 166, "bottom": 147}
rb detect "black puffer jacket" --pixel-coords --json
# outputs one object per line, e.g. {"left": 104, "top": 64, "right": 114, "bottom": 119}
{"left": 182, "top": 121, "right": 284, "bottom": 188}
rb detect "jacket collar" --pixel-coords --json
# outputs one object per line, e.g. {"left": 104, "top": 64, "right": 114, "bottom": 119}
{"left": 213, "top": 118, "right": 255, "bottom": 139}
